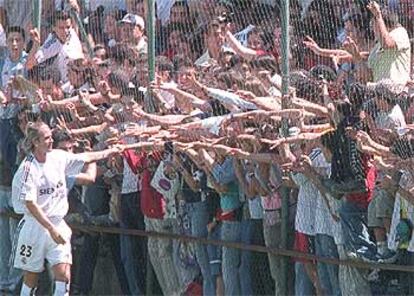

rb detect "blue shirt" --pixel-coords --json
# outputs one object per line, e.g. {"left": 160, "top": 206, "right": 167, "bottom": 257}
{"left": 0, "top": 51, "right": 28, "bottom": 89}
{"left": 66, "top": 175, "right": 76, "bottom": 192}
{"left": 0, "top": 51, "right": 28, "bottom": 120}
{"left": 211, "top": 157, "right": 241, "bottom": 211}
{"left": 211, "top": 157, "right": 237, "bottom": 185}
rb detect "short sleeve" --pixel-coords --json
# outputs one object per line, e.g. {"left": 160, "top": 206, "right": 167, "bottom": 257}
{"left": 35, "top": 34, "right": 62, "bottom": 64}
{"left": 51, "top": 149, "right": 85, "bottom": 175}
{"left": 389, "top": 27, "right": 410, "bottom": 51}
{"left": 66, "top": 175, "right": 76, "bottom": 191}
{"left": 65, "top": 153, "right": 85, "bottom": 176}
{"left": 18, "top": 173, "right": 37, "bottom": 202}
{"left": 12, "top": 165, "right": 37, "bottom": 204}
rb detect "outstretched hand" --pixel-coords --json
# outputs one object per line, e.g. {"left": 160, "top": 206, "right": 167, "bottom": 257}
{"left": 367, "top": 1, "right": 381, "bottom": 19}
{"left": 303, "top": 36, "right": 320, "bottom": 54}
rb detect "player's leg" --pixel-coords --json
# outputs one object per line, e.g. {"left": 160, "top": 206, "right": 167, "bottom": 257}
{"left": 47, "top": 221, "right": 72, "bottom": 296}
{"left": 20, "top": 272, "right": 39, "bottom": 296}
{"left": 52, "top": 263, "right": 71, "bottom": 296}
{"left": 13, "top": 219, "right": 45, "bottom": 296}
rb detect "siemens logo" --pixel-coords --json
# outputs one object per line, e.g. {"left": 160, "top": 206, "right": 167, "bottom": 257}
{"left": 39, "top": 188, "right": 55, "bottom": 196}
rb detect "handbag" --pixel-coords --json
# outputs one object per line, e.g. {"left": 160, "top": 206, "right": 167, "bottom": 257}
{"left": 150, "top": 161, "right": 180, "bottom": 219}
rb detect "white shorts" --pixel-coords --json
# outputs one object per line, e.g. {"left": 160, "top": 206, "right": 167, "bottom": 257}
{"left": 12, "top": 217, "right": 72, "bottom": 273}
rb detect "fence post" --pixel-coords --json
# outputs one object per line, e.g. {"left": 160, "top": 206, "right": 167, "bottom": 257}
{"left": 32, "top": 0, "right": 42, "bottom": 32}
{"left": 280, "top": 0, "right": 290, "bottom": 295}
{"left": 145, "top": 1, "right": 156, "bottom": 295}
{"left": 147, "top": 0, "right": 156, "bottom": 82}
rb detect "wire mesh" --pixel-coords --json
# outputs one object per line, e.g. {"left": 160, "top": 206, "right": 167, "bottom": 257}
{"left": 0, "top": 0, "right": 413, "bottom": 295}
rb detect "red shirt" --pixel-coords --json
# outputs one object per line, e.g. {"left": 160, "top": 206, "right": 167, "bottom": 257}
{"left": 255, "top": 49, "right": 267, "bottom": 56}
{"left": 123, "top": 149, "right": 165, "bottom": 219}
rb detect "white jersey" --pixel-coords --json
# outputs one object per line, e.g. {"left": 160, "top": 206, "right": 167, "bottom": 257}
{"left": 35, "top": 28, "right": 84, "bottom": 83}
{"left": 12, "top": 149, "right": 85, "bottom": 219}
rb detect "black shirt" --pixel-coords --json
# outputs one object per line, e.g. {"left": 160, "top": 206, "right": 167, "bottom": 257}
{"left": 330, "top": 117, "right": 366, "bottom": 183}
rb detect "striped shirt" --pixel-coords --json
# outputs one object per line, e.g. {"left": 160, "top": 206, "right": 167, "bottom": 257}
{"left": 35, "top": 28, "right": 84, "bottom": 83}
{"left": 291, "top": 149, "right": 326, "bottom": 236}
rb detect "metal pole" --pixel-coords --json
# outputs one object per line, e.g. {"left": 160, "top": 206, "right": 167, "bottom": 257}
{"left": 147, "top": 0, "right": 156, "bottom": 82}
{"left": 281, "top": 0, "right": 290, "bottom": 98}
{"left": 32, "top": 0, "right": 42, "bottom": 32}
{"left": 145, "top": 1, "right": 156, "bottom": 294}
{"left": 280, "top": 0, "right": 290, "bottom": 295}
{"left": 143, "top": 0, "right": 156, "bottom": 113}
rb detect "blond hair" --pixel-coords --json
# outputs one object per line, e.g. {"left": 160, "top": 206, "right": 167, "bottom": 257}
{"left": 22, "top": 121, "right": 49, "bottom": 154}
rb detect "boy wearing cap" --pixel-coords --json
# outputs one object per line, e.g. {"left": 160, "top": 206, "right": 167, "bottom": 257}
{"left": 119, "top": 13, "right": 148, "bottom": 54}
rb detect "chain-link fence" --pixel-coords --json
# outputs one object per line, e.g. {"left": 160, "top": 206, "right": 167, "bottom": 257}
{"left": 0, "top": 0, "right": 414, "bottom": 295}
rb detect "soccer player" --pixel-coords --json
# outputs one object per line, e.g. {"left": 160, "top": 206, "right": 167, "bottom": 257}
{"left": 11, "top": 121, "right": 124, "bottom": 296}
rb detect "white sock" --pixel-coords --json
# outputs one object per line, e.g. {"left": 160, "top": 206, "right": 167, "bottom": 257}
{"left": 20, "top": 283, "right": 37, "bottom": 296}
{"left": 53, "top": 281, "right": 69, "bottom": 296}
{"left": 377, "top": 241, "right": 387, "bottom": 255}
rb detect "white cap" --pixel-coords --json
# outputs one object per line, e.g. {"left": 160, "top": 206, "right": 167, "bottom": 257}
{"left": 120, "top": 13, "right": 145, "bottom": 30}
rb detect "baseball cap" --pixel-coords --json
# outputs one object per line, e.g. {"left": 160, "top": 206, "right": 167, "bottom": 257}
{"left": 120, "top": 13, "right": 145, "bottom": 30}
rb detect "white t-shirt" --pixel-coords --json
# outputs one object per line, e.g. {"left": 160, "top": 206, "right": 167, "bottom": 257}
{"left": 35, "top": 28, "right": 84, "bottom": 83}
{"left": 375, "top": 104, "right": 406, "bottom": 130}
{"left": 12, "top": 150, "right": 85, "bottom": 219}
{"left": 367, "top": 26, "right": 411, "bottom": 85}
{"left": 310, "top": 153, "right": 343, "bottom": 242}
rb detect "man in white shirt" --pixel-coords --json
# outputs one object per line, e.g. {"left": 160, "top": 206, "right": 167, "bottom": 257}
{"left": 367, "top": 2, "right": 411, "bottom": 86}
{"left": 26, "top": 11, "right": 84, "bottom": 84}
{"left": 11, "top": 121, "right": 125, "bottom": 296}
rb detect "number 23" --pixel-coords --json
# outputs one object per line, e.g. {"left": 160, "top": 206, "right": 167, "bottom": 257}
{"left": 20, "top": 244, "right": 32, "bottom": 258}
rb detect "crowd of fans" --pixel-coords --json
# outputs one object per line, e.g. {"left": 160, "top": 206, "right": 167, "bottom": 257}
{"left": 0, "top": 0, "right": 414, "bottom": 295}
